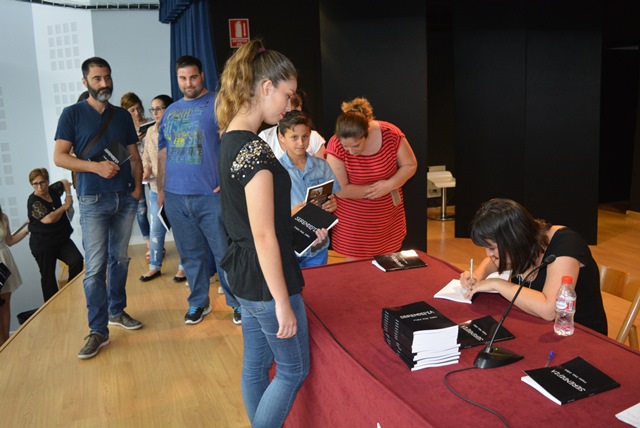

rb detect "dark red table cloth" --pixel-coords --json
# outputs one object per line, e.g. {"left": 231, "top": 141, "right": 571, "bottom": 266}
{"left": 285, "top": 253, "right": 640, "bottom": 427}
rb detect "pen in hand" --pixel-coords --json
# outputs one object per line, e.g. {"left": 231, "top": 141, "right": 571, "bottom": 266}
{"left": 545, "top": 351, "right": 555, "bottom": 367}
{"left": 469, "top": 258, "right": 474, "bottom": 286}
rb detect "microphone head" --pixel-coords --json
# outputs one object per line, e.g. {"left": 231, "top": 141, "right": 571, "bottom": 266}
{"left": 544, "top": 254, "right": 556, "bottom": 264}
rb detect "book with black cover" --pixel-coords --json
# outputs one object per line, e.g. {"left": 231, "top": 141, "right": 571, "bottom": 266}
{"left": 0, "top": 261, "right": 12, "bottom": 287}
{"left": 138, "top": 120, "right": 155, "bottom": 135}
{"left": 372, "top": 250, "right": 427, "bottom": 272}
{"left": 521, "top": 356, "right": 620, "bottom": 405}
{"left": 305, "top": 179, "right": 334, "bottom": 206}
{"left": 291, "top": 202, "right": 338, "bottom": 257}
{"left": 457, "top": 315, "right": 515, "bottom": 349}
{"left": 90, "top": 140, "right": 131, "bottom": 165}
{"left": 158, "top": 205, "right": 170, "bottom": 231}
{"left": 382, "top": 301, "right": 459, "bottom": 352}
{"left": 384, "top": 332, "right": 460, "bottom": 361}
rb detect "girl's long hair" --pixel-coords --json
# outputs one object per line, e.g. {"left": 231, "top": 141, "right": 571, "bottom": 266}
{"left": 215, "top": 39, "right": 297, "bottom": 135}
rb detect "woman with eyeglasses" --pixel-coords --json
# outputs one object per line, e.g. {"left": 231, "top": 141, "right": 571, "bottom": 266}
{"left": 26, "top": 168, "right": 83, "bottom": 302}
{"left": 140, "top": 95, "right": 186, "bottom": 282}
{"left": 0, "top": 203, "right": 29, "bottom": 345}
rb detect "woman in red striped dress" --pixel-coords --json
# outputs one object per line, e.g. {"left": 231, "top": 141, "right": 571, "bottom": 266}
{"left": 326, "top": 98, "right": 417, "bottom": 260}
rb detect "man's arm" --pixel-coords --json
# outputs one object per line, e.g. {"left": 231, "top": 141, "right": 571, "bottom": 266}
{"left": 157, "top": 147, "right": 166, "bottom": 207}
{"left": 128, "top": 144, "right": 143, "bottom": 200}
{"left": 54, "top": 138, "right": 120, "bottom": 179}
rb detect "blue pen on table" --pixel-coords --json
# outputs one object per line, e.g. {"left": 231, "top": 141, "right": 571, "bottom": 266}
{"left": 545, "top": 351, "right": 555, "bottom": 367}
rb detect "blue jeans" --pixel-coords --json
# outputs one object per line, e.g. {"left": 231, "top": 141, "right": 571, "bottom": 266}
{"left": 237, "top": 293, "right": 310, "bottom": 428}
{"left": 148, "top": 190, "right": 166, "bottom": 271}
{"left": 164, "top": 192, "right": 238, "bottom": 309}
{"left": 149, "top": 190, "right": 185, "bottom": 272}
{"left": 137, "top": 185, "right": 150, "bottom": 240}
{"left": 79, "top": 192, "right": 137, "bottom": 338}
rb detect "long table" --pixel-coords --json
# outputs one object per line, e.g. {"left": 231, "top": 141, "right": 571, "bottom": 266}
{"left": 286, "top": 253, "right": 640, "bottom": 427}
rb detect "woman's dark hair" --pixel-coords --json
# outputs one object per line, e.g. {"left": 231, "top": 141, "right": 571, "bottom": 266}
{"left": 278, "top": 110, "right": 313, "bottom": 136}
{"left": 176, "top": 55, "right": 203, "bottom": 73}
{"left": 469, "top": 198, "right": 551, "bottom": 275}
{"left": 153, "top": 94, "right": 174, "bottom": 108}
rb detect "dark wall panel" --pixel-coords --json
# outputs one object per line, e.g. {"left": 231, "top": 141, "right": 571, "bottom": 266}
{"left": 209, "top": 0, "right": 323, "bottom": 125}
{"left": 453, "top": 0, "right": 601, "bottom": 243}
{"left": 453, "top": 0, "right": 527, "bottom": 236}
{"left": 525, "top": 28, "right": 601, "bottom": 236}
{"left": 320, "top": 2, "right": 428, "bottom": 251}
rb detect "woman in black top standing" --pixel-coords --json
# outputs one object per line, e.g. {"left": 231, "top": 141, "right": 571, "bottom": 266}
{"left": 27, "top": 168, "right": 83, "bottom": 301}
{"left": 215, "top": 40, "right": 321, "bottom": 428}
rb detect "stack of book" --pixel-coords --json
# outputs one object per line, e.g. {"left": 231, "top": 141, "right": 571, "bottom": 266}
{"left": 382, "top": 301, "right": 460, "bottom": 371}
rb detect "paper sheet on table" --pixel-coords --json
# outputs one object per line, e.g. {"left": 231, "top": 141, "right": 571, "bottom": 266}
{"left": 617, "top": 402, "right": 640, "bottom": 427}
{"left": 434, "top": 270, "right": 511, "bottom": 304}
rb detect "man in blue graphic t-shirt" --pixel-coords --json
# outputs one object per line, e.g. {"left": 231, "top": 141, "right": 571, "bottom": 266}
{"left": 157, "top": 55, "right": 240, "bottom": 326}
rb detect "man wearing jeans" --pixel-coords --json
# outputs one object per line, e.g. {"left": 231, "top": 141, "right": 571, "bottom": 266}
{"left": 54, "top": 57, "right": 143, "bottom": 360}
{"left": 157, "top": 55, "right": 240, "bottom": 325}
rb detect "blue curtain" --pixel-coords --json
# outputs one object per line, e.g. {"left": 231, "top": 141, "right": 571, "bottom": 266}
{"left": 159, "top": 0, "right": 218, "bottom": 100}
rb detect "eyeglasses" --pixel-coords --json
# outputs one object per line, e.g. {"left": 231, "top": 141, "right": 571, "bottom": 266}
{"left": 32, "top": 181, "right": 47, "bottom": 187}
{"left": 149, "top": 107, "right": 167, "bottom": 114}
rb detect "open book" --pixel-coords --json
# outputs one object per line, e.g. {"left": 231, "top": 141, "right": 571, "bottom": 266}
{"left": 434, "top": 270, "right": 511, "bottom": 303}
{"left": 305, "top": 179, "right": 334, "bottom": 206}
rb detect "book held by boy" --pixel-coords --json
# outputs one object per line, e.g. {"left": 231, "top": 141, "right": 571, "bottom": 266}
{"left": 90, "top": 140, "right": 131, "bottom": 165}
{"left": 305, "top": 179, "right": 334, "bottom": 206}
{"left": 373, "top": 250, "right": 427, "bottom": 272}
{"left": 291, "top": 202, "right": 338, "bottom": 257}
{"left": 521, "top": 356, "right": 620, "bottom": 405}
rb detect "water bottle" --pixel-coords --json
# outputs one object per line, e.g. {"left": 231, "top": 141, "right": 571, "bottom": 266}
{"left": 554, "top": 275, "right": 577, "bottom": 336}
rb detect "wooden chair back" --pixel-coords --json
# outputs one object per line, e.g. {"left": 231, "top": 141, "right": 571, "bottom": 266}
{"left": 599, "top": 264, "right": 640, "bottom": 350}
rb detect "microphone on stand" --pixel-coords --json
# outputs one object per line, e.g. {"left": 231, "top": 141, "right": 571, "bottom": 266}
{"left": 474, "top": 254, "right": 557, "bottom": 369}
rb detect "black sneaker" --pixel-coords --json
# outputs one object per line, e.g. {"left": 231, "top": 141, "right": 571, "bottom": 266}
{"left": 184, "top": 306, "right": 212, "bottom": 324}
{"left": 233, "top": 307, "right": 242, "bottom": 325}
{"left": 78, "top": 334, "right": 110, "bottom": 359}
{"left": 108, "top": 311, "right": 143, "bottom": 330}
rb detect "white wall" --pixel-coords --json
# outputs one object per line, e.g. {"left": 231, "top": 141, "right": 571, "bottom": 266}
{"left": 0, "top": 1, "right": 170, "bottom": 332}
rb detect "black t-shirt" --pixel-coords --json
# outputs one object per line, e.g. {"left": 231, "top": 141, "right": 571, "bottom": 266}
{"left": 526, "top": 228, "right": 607, "bottom": 335}
{"left": 218, "top": 130, "right": 304, "bottom": 301}
{"left": 27, "top": 181, "right": 73, "bottom": 248}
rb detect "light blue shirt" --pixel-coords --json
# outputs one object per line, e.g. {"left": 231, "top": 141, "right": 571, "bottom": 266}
{"left": 279, "top": 152, "right": 341, "bottom": 256}
{"left": 278, "top": 152, "right": 341, "bottom": 208}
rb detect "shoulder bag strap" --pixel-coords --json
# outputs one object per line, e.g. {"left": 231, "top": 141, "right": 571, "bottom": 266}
{"left": 78, "top": 106, "right": 114, "bottom": 160}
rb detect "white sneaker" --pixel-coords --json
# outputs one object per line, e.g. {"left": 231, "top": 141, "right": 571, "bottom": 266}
{"left": 218, "top": 286, "right": 224, "bottom": 295}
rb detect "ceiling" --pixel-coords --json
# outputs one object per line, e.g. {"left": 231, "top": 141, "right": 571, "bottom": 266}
{"left": 17, "top": 0, "right": 159, "bottom": 9}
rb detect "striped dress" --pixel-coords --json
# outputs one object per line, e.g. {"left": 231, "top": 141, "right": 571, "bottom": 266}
{"left": 325, "top": 121, "right": 406, "bottom": 258}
